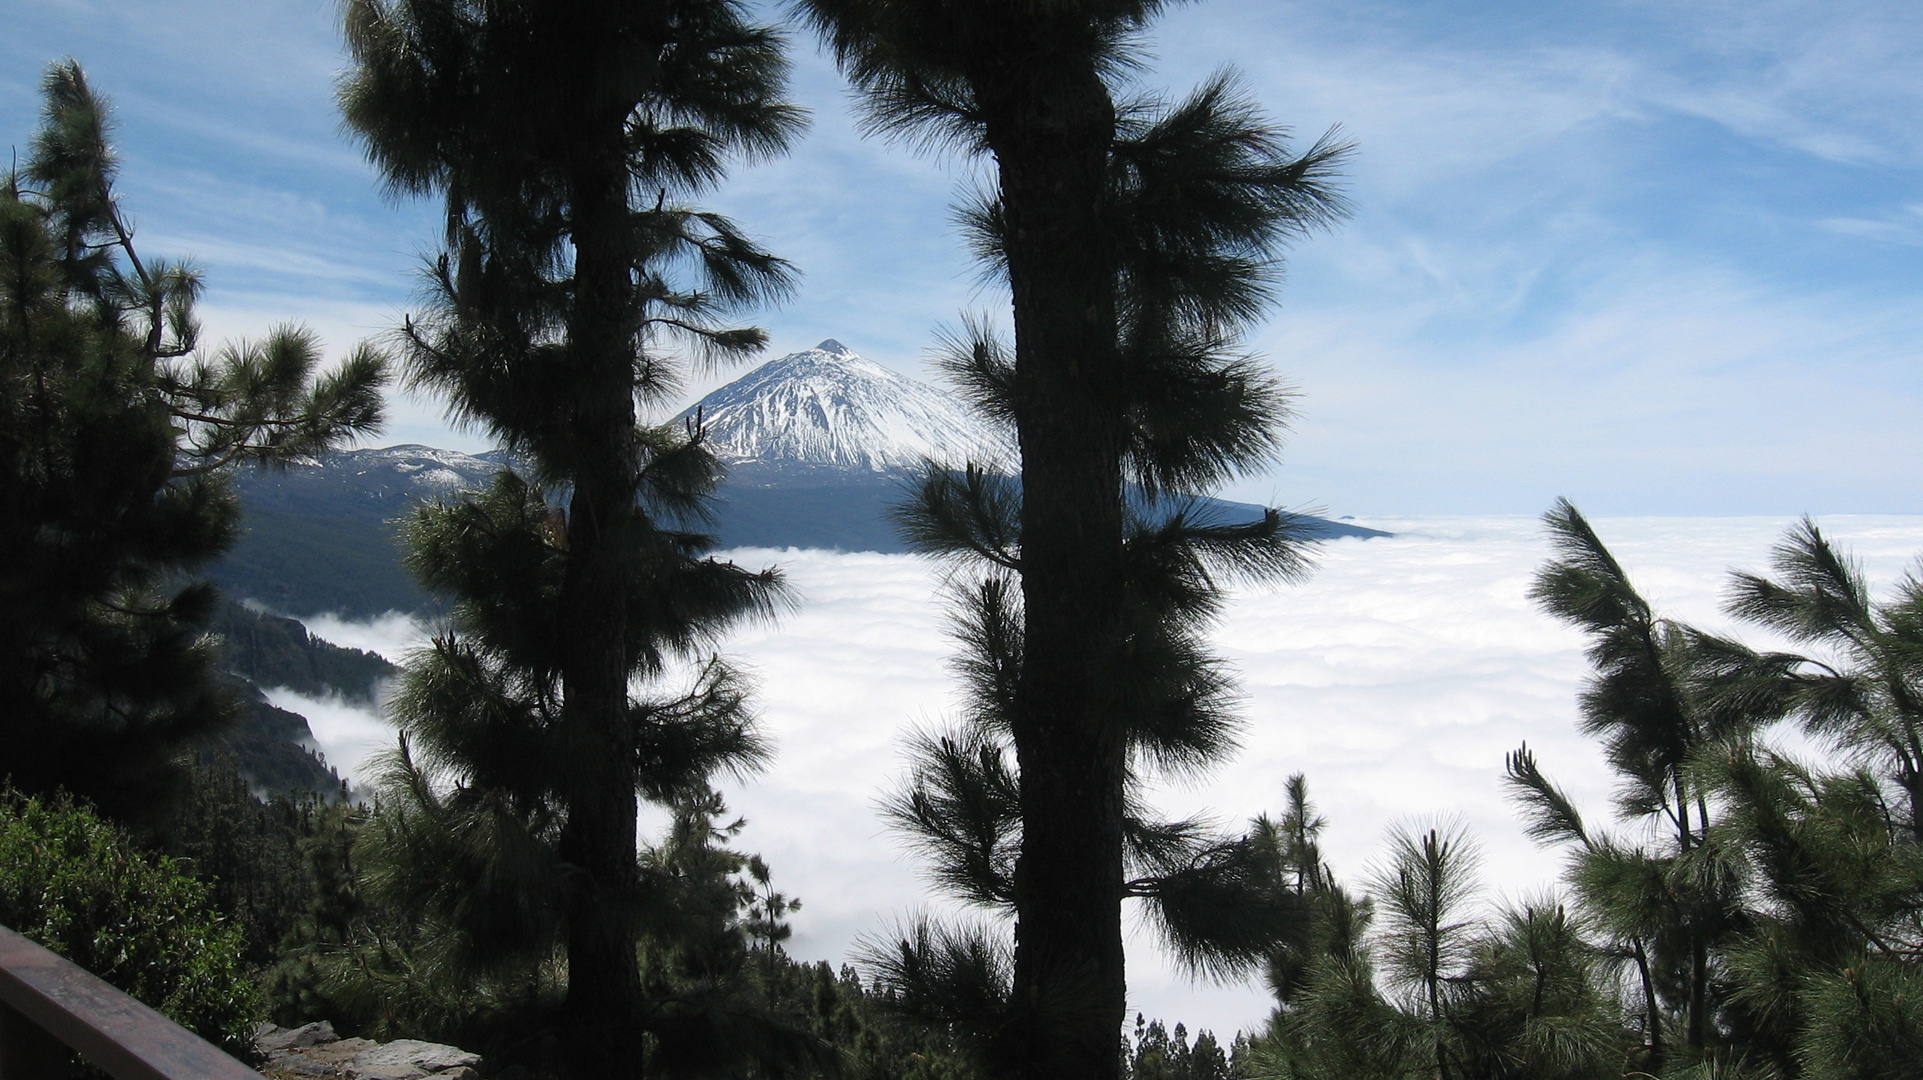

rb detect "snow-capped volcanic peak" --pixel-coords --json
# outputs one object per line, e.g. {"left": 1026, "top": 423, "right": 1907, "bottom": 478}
{"left": 683, "top": 340, "right": 1011, "bottom": 472}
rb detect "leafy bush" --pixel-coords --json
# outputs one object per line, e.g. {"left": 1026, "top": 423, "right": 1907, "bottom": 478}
{"left": 0, "top": 789, "right": 262, "bottom": 1060}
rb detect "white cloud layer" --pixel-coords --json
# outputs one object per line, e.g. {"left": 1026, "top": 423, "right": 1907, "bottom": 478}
{"left": 260, "top": 686, "right": 401, "bottom": 790}
{"left": 298, "top": 514, "right": 1923, "bottom": 1038}
{"left": 299, "top": 611, "right": 429, "bottom": 665}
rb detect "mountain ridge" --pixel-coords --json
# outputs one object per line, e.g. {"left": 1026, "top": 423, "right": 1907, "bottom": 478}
{"left": 211, "top": 339, "right": 1384, "bottom": 619}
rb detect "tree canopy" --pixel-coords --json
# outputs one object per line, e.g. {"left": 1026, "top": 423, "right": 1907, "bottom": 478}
{"left": 0, "top": 61, "right": 386, "bottom": 821}
{"left": 338, "top": 1, "right": 804, "bottom": 1074}
{"left": 796, "top": 2, "right": 1349, "bottom": 1077}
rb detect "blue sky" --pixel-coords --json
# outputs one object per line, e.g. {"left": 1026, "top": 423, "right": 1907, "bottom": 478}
{"left": 5, "top": 0, "right": 1921, "bottom": 514}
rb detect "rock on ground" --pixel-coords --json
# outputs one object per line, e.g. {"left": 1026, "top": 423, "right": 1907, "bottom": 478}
{"left": 253, "top": 1022, "right": 483, "bottom": 1080}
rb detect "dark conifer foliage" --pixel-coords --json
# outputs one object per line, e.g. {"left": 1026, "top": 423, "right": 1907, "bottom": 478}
{"left": 1244, "top": 511, "right": 1923, "bottom": 1078}
{"left": 1723, "top": 517, "right": 1923, "bottom": 841}
{"left": 0, "top": 63, "right": 386, "bottom": 822}
{"left": 732, "top": 952, "right": 987, "bottom": 1080}
{"left": 338, "top": 2, "right": 802, "bottom": 1074}
{"left": 1522, "top": 498, "right": 1752, "bottom": 1064}
{"left": 165, "top": 754, "right": 337, "bottom": 967}
{"left": 1493, "top": 502, "right": 1923, "bottom": 1079}
{"left": 796, "top": 3, "right": 1348, "bottom": 1076}
{"left": 1125, "top": 1016, "right": 1233, "bottom": 1080}
{"left": 1245, "top": 782, "right": 1627, "bottom": 1080}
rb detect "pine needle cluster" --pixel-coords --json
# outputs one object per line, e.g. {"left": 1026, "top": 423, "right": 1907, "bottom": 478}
{"left": 0, "top": 63, "right": 387, "bottom": 822}
{"left": 334, "top": 2, "right": 819, "bottom": 1075}
{"left": 793, "top": 3, "right": 1349, "bottom": 1077}
{"left": 1243, "top": 506, "right": 1923, "bottom": 1080}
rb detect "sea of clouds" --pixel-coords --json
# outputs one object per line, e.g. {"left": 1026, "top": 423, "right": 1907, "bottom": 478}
{"left": 283, "top": 514, "right": 1923, "bottom": 1039}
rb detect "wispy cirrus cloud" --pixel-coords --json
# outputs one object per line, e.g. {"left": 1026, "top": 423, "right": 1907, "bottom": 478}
{"left": 1825, "top": 204, "right": 1923, "bottom": 247}
{"left": 1256, "top": 251, "right": 1923, "bottom": 516}
{"left": 9, "top": 0, "right": 1921, "bottom": 515}
{"left": 1119, "top": 1, "right": 1923, "bottom": 515}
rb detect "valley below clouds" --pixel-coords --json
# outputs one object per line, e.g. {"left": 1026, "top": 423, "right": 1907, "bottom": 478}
{"left": 286, "top": 514, "right": 1923, "bottom": 1038}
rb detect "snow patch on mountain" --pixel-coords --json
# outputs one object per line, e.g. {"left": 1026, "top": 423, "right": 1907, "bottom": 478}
{"left": 252, "top": 444, "right": 505, "bottom": 502}
{"left": 682, "top": 340, "right": 1012, "bottom": 473}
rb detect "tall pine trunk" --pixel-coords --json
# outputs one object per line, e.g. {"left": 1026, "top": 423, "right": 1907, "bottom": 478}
{"left": 558, "top": 142, "right": 645, "bottom": 1080}
{"left": 980, "top": 46, "right": 1130, "bottom": 1080}
{"left": 340, "top": 1, "right": 795, "bottom": 1074}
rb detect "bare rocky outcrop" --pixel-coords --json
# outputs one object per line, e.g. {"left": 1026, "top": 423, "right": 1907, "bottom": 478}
{"left": 253, "top": 1022, "right": 483, "bottom": 1080}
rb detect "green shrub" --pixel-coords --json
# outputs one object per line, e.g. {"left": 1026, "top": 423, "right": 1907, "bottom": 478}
{"left": 0, "top": 789, "right": 261, "bottom": 1061}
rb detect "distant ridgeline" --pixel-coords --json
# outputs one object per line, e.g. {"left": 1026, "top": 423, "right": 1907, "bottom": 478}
{"left": 205, "top": 601, "right": 396, "bottom": 796}
{"left": 213, "top": 447, "right": 510, "bottom": 619}
{"left": 210, "top": 340, "right": 1386, "bottom": 620}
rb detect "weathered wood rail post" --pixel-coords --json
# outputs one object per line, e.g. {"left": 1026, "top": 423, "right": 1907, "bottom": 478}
{"left": 0, "top": 925, "right": 263, "bottom": 1080}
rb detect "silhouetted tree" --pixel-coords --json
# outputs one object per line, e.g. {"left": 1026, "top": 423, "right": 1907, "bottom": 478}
{"left": 745, "top": 854, "right": 803, "bottom": 1002}
{"left": 0, "top": 62, "right": 386, "bottom": 822}
{"left": 796, "top": 3, "right": 1348, "bottom": 1076}
{"left": 327, "top": 470, "right": 805, "bottom": 1074}
{"left": 1126, "top": 1016, "right": 1232, "bottom": 1080}
{"left": 339, "top": 2, "right": 801, "bottom": 1072}
{"left": 1724, "top": 517, "right": 1923, "bottom": 841}
{"left": 1519, "top": 499, "right": 1755, "bottom": 1061}
{"left": 1249, "top": 512, "right": 1923, "bottom": 1079}
{"left": 1246, "top": 791, "right": 1624, "bottom": 1080}
{"left": 1507, "top": 503, "right": 1923, "bottom": 1078}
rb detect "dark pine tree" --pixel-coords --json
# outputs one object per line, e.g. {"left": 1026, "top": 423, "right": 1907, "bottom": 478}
{"left": 1723, "top": 517, "right": 1923, "bottom": 841}
{"left": 341, "top": 468, "right": 801, "bottom": 1073}
{"left": 1246, "top": 512, "right": 1923, "bottom": 1079}
{"left": 337, "top": 3, "right": 801, "bottom": 1075}
{"left": 795, "top": 4, "right": 1349, "bottom": 1078}
{"left": 1517, "top": 499, "right": 1761, "bottom": 1065}
{"left": 1504, "top": 501, "right": 1923, "bottom": 1077}
{"left": 0, "top": 62, "right": 386, "bottom": 823}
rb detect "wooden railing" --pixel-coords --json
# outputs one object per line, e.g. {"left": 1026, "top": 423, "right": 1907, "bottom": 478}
{"left": 0, "top": 925, "right": 261, "bottom": 1080}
